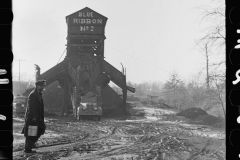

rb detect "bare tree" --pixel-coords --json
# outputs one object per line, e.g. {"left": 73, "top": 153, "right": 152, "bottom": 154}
{"left": 198, "top": 1, "right": 225, "bottom": 49}
{"left": 196, "top": 1, "right": 225, "bottom": 116}
{"left": 195, "top": 41, "right": 212, "bottom": 90}
{"left": 210, "top": 72, "right": 225, "bottom": 118}
{"left": 195, "top": 0, "right": 225, "bottom": 87}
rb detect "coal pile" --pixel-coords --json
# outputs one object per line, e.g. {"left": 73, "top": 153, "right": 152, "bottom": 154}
{"left": 194, "top": 114, "right": 225, "bottom": 127}
{"left": 177, "top": 108, "right": 207, "bottom": 119}
{"left": 176, "top": 108, "right": 224, "bottom": 127}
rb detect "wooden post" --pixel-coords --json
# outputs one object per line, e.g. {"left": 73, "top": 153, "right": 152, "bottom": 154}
{"left": 62, "top": 59, "right": 69, "bottom": 115}
{"left": 63, "top": 74, "right": 68, "bottom": 115}
{"left": 98, "top": 39, "right": 104, "bottom": 97}
{"left": 122, "top": 68, "right": 127, "bottom": 114}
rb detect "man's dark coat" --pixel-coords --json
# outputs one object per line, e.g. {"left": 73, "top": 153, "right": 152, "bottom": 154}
{"left": 22, "top": 88, "right": 45, "bottom": 137}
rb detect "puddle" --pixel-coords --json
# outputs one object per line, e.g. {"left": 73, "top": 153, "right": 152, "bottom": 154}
{"left": 145, "top": 116, "right": 158, "bottom": 120}
{"left": 125, "top": 117, "right": 180, "bottom": 124}
{"left": 129, "top": 105, "right": 225, "bottom": 140}
{"left": 14, "top": 104, "right": 226, "bottom": 159}
{"left": 127, "top": 106, "right": 177, "bottom": 123}
{"left": 141, "top": 106, "right": 177, "bottom": 114}
{"left": 126, "top": 115, "right": 225, "bottom": 140}
{"left": 179, "top": 123, "right": 225, "bottom": 139}
{"left": 191, "top": 130, "right": 225, "bottom": 139}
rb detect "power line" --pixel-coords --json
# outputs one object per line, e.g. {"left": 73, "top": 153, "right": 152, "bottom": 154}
{"left": 17, "top": 32, "right": 67, "bottom": 55}
{"left": 106, "top": 45, "right": 171, "bottom": 73}
{"left": 13, "top": 59, "right": 25, "bottom": 94}
{"left": 57, "top": 48, "right": 67, "bottom": 64}
{"left": 28, "top": 43, "right": 64, "bottom": 54}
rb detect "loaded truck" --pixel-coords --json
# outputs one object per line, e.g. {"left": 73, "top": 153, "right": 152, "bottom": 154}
{"left": 77, "top": 90, "right": 102, "bottom": 121}
{"left": 13, "top": 95, "right": 27, "bottom": 114}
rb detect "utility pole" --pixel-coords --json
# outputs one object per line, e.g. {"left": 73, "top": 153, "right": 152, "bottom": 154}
{"left": 16, "top": 59, "right": 25, "bottom": 95}
{"left": 205, "top": 43, "right": 210, "bottom": 90}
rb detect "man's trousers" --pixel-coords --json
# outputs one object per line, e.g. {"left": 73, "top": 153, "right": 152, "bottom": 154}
{"left": 24, "top": 136, "right": 39, "bottom": 151}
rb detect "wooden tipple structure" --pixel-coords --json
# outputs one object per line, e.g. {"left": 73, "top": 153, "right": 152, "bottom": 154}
{"left": 25, "top": 7, "right": 135, "bottom": 115}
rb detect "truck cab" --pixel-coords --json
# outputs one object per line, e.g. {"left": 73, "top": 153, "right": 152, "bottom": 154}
{"left": 13, "top": 95, "right": 27, "bottom": 114}
{"left": 77, "top": 92, "right": 102, "bottom": 121}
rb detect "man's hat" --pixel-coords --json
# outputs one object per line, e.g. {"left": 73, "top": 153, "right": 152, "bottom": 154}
{"left": 35, "top": 79, "right": 46, "bottom": 86}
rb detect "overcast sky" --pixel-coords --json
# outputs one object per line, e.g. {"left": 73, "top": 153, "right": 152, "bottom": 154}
{"left": 12, "top": 0, "right": 218, "bottom": 84}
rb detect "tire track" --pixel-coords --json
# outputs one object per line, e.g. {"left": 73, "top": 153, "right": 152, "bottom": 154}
{"left": 38, "top": 125, "right": 118, "bottom": 150}
{"left": 13, "top": 109, "right": 226, "bottom": 160}
{"left": 13, "top": 124, "right": 118, "bottom": 159}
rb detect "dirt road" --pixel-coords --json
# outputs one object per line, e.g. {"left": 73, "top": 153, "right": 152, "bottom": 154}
{"left": 13, "top": 102, "right": 225, "bottom": 160}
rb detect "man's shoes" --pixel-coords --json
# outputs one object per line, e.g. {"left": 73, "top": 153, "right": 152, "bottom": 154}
{"left": 24, "top": 150, "right": 37, "bottom": 153}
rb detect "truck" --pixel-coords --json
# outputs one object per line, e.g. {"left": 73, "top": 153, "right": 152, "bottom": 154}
{"left": 13, "top": 95, "right": 27, "bottom": 115}
{"left": 77, "top": 91, "right": 102, "bottom": 121}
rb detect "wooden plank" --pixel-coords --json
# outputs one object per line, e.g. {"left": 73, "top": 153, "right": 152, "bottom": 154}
{"left": 67, "top": 34, "right": 105, "bottom": 39}
{"left": 68, "top": 44, "right": 99, "bottom": 47}
{"left": 127, "top": 86, "right": 135, "bottom": 93}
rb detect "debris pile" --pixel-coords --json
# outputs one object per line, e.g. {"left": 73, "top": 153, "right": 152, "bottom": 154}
{"left": 176, "top": 108, "right": 207, "bottom": 119}
{"left": 194, "top": 114, "right": 225, "bottom": 127}
{"left": 176, "top": 108, "right": 224, "bottom": 127}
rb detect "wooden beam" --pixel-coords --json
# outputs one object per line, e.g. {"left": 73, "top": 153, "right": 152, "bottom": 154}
{"left": 68, "top": 44, "right": 99, "bottom": 47}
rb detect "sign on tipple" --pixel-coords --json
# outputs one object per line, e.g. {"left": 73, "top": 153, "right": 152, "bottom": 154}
{"left": 71, "top": 18, "right": 103, "bottom": 25}
{"left": 66, "top": 7, "right": 108, "bottom": 35}
{"left": 68, "top": 25, "right": 105, "bottom": 34}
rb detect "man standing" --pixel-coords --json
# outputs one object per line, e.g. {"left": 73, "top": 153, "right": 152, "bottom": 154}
{"left": 22, "top": 79, "right": 46, "bottom": 153}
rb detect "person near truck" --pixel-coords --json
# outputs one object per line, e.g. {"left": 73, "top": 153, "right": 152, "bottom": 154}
{"left": 21, "top": 79, "right": 46, "bottom": 153}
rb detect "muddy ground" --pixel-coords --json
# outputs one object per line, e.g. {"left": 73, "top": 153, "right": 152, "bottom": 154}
{"left": 13, "top": 102, "right": 225, "bottom": 160}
